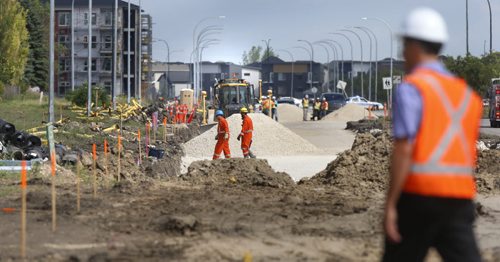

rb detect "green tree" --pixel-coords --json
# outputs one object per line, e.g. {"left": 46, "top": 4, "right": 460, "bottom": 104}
{"left": 241, "top": 45, "right": 277, "bottom": 65}
{"left": 0, "top": 0, "right": 29, "bottom": 92}
{"left": 19, "top": 0, "right": 49, "bottom": 91}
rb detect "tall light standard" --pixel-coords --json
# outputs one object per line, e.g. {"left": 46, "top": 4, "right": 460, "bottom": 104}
{"left": 112, "top": 0, "right": 118, "bottom": 109}
{"left": 192, "top": 16, "right": 225, "bottom": 98}
{"left": 194, "top": 26, "right": 223, "bottom": 99}
{"left": 88, "top": 0, "right": 93, "bottom": 114}
{"left": 354, "top": 26, "right": 373, "bottom": 101}
{"left": 49, "top": 0, "right": 55, "bottom": 121}
{"left": 362, "top": 17, "right": 394, "bottom": 106}
{"left": 318, "top": 41, "right": 339, "bottom": 91}
{"left": 137, "top": 0, "right": 142, "bottom": 101}
{"left": 356, "top": 26, "right": 379, "bottom": 102}
{"left": 199, "top": 39, "right": 220, "bottom": 94}
{"left": 330, "top": 33, "right": 354, "bottom": 96}
{"left": 297, "top": 40, "right": 315, "bottom": 92}
{"left": 71, "top": 0, "right": 75, "bottom": 92}
{"left": 293, "top": 46, "right": 313, "bottom": 93}
{"left": 277, "top": 49, "right": 295, "bottom": 97}
{"left": 127, "top": 0, "right": 131, "bottom": 104}
{"left": 466, "top": 0, "right": 469, "bottom": 55}
{"left": 323, "top": 39, "right": 344, "bottom": 82}
{"left": 486, "top": 0, "right": 492, "bottom": 54}
{"left": 340, "top": 29, "right": 364, "bottom": 97}
{"left": 314, "top": 41, "right": 336, "bottom": 92}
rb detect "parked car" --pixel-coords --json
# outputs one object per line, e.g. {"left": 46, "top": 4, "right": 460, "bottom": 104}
{"left": 346, "top": 96, "right": 384, "bottom": 110}
{"left": 277, "top": 97, "right": 302, "bottom": 108}
{"left": 320, "top": 92, "right": 347, "bottom": 112}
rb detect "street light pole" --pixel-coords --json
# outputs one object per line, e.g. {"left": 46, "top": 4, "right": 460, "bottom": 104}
{"left": 298, "top": 40, "right": 315, "bottom": 93}
{"left": 71, "top": 0, "right": 75, "bottom": 92}
{"left": 486, "top": 0, "right": 492, "bottom": 54}
{"left": 277, "top": 49, "right": 295, "bottom": 97}
{"left": 466, "top": 0, "right": 469, "bottom": 55}
{"left": 112, "top": 0, "right": 118, "bottom": 109}
{"left": 138, "top": 0, "right": 142, "bottom": 101}
{"left": 88, "top": 0, "right": 93, "bottom": 115}
{"left": 356, "top": 26, "right": 378, "bottom": 102}
{"left": 127, "top": 0, "right": 131, "bottom": 104}
{"left": 354, "top": 27, "right": 373, "bottom": 101}
{"left": 318, "top": 41, "right": 339, "bottom": 91}
{"left": 293, "top": 46, "right": 313, "bottom": 94}
{"left": 330, "top": 33, "right": 354, "bottom": 96}
{"left": 362, "top": 17, "right": 395, "bottom": 107}
{"left": 323, "top": 39, "right": 345, "bottom": 83}
{"left": 341, "top": 29, "right": 364, "bottom": 98}
{"left": 49, "top": 0, "right": 55, "bottom": 121}
{"left": 194, "top": 27, "right": 223, "bottom": 99}
{"left": 314, "top": 42, "right": 331, "bottom": 92}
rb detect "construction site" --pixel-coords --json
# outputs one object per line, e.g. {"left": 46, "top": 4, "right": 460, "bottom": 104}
{"left": 0, "top": 96, "right": 499, "bottom": 261}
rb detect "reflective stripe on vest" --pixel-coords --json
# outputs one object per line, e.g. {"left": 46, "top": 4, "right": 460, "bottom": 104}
{"left": 410, "top": 75, "right": 473, "bottom": 176}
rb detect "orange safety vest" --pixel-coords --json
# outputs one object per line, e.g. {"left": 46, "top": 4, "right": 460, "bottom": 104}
{"left": 402, "top": 68, "right": 483, "bottom": 199}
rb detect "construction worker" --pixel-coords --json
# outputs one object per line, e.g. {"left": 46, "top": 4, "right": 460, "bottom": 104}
{"left": 271, "top": 96, "right": 278, "bottom": 121}
{"left": 320, "top": 97, "right": 329, "bottom": 119}
{"left": 237, "top": 107, "right": 256, "bottom": 158}
{"left": 311, "top": 98, "right": 321, "bottom": 121}
{"left": 262, "top": 96, "right": 274, "bottom": 118}
{"left": 212, "top": 110, "right": 231, "bottom": 160}
{"left": 302, "top": 95, "right": 309, "bottom": 121}
{"left": 383, "top": 8, "right": 482, "bottom": 262}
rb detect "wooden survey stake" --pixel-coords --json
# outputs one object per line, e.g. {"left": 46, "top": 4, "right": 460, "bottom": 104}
{"left": 20, "top": 160, "right": 27, "bottom": 259}
{"left": 51, "top": 152, "right": 57, "bottom": 232}
{"left": 76, "top": 162, "right": 81, "bottom": 213}
{"left": 117, "top": 135, "right": 121, "bottom": 182}
{"left": 92, "top": 144, "right": 97, "bottom": 198}
{"left": 163, "top": 117, "right": 167, "bottom": 142}
{"left": 138, "top": 129, "right": 142, "bottom": 165}
{"left": 104, "top": 140, "right": 109, "bottom": 177}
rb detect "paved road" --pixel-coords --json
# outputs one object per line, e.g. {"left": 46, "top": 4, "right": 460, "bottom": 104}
{"left": 480, "top": 119, "right": 500, "bottom": 137}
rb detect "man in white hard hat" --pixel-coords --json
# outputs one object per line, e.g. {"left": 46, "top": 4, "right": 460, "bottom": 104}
{"left": 383, "top": 7, "right": 482, "bottom": 262}
{"left": 302, "top": 94, "right": 310, "bottom": 121}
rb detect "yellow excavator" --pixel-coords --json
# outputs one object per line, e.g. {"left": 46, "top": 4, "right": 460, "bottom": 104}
{"left": 212, "top": 78, "right": 256, "bottom": 118}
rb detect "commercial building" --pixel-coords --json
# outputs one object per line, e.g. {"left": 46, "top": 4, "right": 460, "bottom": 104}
{"left": 54, "top": 0, "right": 152, "bottom": 100}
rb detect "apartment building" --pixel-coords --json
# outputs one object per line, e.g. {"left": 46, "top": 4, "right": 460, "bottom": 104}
{"left": 54, "top": 0, "right": 152, "bottom": 100}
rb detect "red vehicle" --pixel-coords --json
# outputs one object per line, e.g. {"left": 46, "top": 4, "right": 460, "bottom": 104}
{"left": 489, "top": 78, "right": 500, "bottom": 128}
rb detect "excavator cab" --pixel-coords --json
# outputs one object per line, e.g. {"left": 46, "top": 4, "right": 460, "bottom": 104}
{"left": 212, "top": 79, "right": 255, "bottom": 118}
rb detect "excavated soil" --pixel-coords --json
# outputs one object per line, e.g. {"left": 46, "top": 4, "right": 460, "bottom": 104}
{"left": 181, "top": 158, "right": 294, "bottom": 188}
{"left": 302, "top": 131, "right": 392, "bottom": 198}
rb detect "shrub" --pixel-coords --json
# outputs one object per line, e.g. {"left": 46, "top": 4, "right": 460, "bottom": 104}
{"left": 66, "top": 85, "right": 110, "bottom": 107}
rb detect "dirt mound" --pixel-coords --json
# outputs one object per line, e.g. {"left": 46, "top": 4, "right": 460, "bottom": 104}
{"left": 183, "top": 113, "right": 319, "bottom": 158}
{"left": 323, "top": 104, "right": 375, "bottom": 122}
{"left": 181, "top": 158, "right": 294, "bottom": 188}
{"left": 346, "top": 119, "right": 385, "bottom": 133}
{"left": 303, "top": 131, "right": 391, "bottom": 198}
{"left": 277, "top": 104, "right": 303, "bottom": 122}
{"left": 476, "top": 150, "right": 500, "bottom": 194}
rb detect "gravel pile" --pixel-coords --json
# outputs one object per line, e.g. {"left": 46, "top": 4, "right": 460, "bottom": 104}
{"left": 323, "top": 104, "right": 376, "bottom": 122}
{"left": 277, "top": 104, "right": 303, "bottom": 123}
{"left": 183, "top": 113, "right": 319, "bottom": 158}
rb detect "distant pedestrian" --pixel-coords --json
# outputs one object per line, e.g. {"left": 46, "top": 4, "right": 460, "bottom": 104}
{"left": 262, "top": 96, "right": 274, "bottom": 118}
{"left": 311, "top": 98, "right": 321, "bottom": 121}
{"left": 271, "top": 96, "right": 278, "bottom": 122}
{"left": 382, "top": 7, "right": 482, "bottom": 262}
{"left": 320, "top": 97, "right": 329, "bottom": 119}
{"left": 212, "top": 110, "right": 231, "bottom": 160}
{"left": 302, "top": 95, "right": 310, "bottom": 121}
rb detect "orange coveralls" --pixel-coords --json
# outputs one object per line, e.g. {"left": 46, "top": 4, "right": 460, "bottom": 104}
{"left": 213, "top": 117, "right": 231, "bottom": 160}
{"left": 240, "top": 115, "right": 254, "bottom": 157}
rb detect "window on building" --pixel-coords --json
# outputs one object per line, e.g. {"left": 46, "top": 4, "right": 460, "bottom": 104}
{"left": 104, "top": 81, "right": 112, "bottom": 91}
{"left": 102, "top": 35, "right": 112, "bottom": 49}
{"left": 84, "top": 13, "right": 97, "bottom": 25}
{"left": 102, "top": 57, "right": 112, "bottom": 71}
{"left": 84, "top": 59, "right": 97, "bottom": 72}
{"left": 58, "top": 12, "right": 71, "bottom": 26}
{"left": 102, "top": 10, "right": 113, "bottom": 26}
{"left": 58, "top": 35, "right": 69, "bottom": 44}
{"left": 244, "top": 73, "right": 250, "bottom": 76}
{"left": 278, "top": 73, "right": 286, "bottom": 81}
{"left": 59, "top": 59, "right": 70, "bottom": 72}
{"left": 83, "top": 36, "right": 97, "bottom": 48}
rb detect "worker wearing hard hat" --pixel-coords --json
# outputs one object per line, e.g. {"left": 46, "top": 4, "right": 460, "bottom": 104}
{"left": 302, "top": 95, "right": 309, "bottom": 121}
{"left": 383, "top": 8, "right": 482, "bottom": 262}
{"left": 237, "top": 107, "right": 256, "bottom": 158}
{"left": 271, "top": 96, "right": 278, "bottom": 121}
{"left": 311, "top": 98, "right": 321, "bottom": 121}
{"left": 320, "top": 97, "right": 329, "bottom": 119}
{"left": 262, "top": 96, "right": 274, "bottom": 118}
{"left": 212, "top": 110, "right": 231, "bottom": 160}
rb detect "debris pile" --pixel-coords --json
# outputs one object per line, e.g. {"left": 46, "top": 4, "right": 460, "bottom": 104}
{"left": 303, "top": 131, "right": 392, "bottom": 198}
{"left": 181, "top": 158, "right": 294, "bottom": 188}
{"left": 277, "top": 104, "right": 303, "bottom": 122}
{"left": 0, "top": 118, "right": 47, "bottom": 160}
{"left": 346, "top": 119, "right": 385, "bottom": 133}
{"left": 183, "top": 113, "right": 319, "bottom": 158}
{"left": 322, "top": 104, "right": 374, "bottom": 122}
{"left": 475, "top": 149, "right": 500, "bottom": 194}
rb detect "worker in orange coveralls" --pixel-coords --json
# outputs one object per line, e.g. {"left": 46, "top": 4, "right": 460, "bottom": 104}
{"left": 213, "top": 110, "right": 231, "bottom": 160}
{"left": 237, "top": 107, "right": 256, "bottom": 158}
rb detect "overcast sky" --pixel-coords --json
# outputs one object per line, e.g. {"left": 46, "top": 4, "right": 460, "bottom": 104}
{"left": 138, "top": 0, "right": 500, "bottom": 64}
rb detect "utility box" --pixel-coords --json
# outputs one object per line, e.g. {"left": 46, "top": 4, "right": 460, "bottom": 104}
{"left": 180, "top": 89, "right": 194, "bottom": 111}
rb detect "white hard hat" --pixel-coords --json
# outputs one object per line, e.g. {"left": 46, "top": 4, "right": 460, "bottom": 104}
{"left": 401, "top": 7, "right": 448, "bottom": 44}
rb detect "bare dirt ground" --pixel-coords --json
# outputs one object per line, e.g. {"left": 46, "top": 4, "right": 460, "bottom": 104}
{"left": 1, "top": 116, "right": 499, "bottom": 261}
